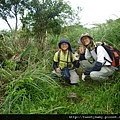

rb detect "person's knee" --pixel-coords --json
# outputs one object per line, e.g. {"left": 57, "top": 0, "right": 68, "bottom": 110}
{"left": 70, "top": 70, "right": 79, "bottom": 83}
{"left": 80, "top": 60, "right": 89, "bottom": 70}
{"left": 90, "top": 72, "right": 102, "bottom": 80}
{"left": 90, "top": 72, "right": 97, "bottom": 80}
{"left": 90, "top": 72, "right": 106, "bottom": 81}
{"left": 81, "top": 60, "right": 95, "bottom": 71}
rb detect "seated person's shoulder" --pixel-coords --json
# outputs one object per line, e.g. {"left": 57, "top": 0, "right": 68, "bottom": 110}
{"left": 97, "top": 45, "right": 105, "bottom": 51}
{"left": 53, "top": 51, "right": 60, "bottom": 62}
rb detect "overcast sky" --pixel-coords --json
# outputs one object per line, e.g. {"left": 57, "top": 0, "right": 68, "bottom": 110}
{"left": 66, "top": 0, "right": 120, "bottom": 27}
{"left": 0, "top": 0, "right": 120, "bottom": 30}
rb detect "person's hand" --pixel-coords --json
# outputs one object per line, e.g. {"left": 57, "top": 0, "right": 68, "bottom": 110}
{"left": 81, "top": 73, "right": 86, "bottom": 81}
{"left": 74, "top": 52, "right": 79, "bottom": 60}
{"left": 79, "top": 44, "right": 84, "bottom": 54}
{"left": 56, "top": 68, "right": 61, "bottom": 73}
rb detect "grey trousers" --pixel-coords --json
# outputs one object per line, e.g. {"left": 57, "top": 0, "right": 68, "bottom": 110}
{"left": 80, "top": 60, "right": 115, "bottom": 81}
{"left": 69, "top": 69, "right": 79, "bottom": 84}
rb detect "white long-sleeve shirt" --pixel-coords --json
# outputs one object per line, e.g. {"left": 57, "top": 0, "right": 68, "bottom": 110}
{"left": 85, "top": 46, "right": 112, "bottom": 66}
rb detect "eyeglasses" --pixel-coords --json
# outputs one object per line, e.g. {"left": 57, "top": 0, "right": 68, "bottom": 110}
{"left": 61, "top": 43, "right": 68, "bottom": 46}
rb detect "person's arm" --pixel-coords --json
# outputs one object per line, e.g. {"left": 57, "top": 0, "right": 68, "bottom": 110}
{"left": 53, "top": 61, "right": 58, "bottom": 70}
{"left": 80, "top": 53, "right": 86, "bottom": 60}
{"left": 72, "top": 60, "right": 80, "bottom": 68}
{"left": 79, "top": 44, "right": 84, "bottom": 54}
{"left": 84, "top": 61, "right": 102, "bottom": 75}
{"left": 84, "top": 46, "right": 105, "bottom": 75}
{"left": 53, "top": 61, "right": 61, "bottom": 72}
{"left": 53, "top": 52, "right": 61, "bottom": 72}
{"left": 80, "top": 48, "right": 92, "bottom": 61}
{"left": 79, "top": 44, "right": 86, "bottom": 60}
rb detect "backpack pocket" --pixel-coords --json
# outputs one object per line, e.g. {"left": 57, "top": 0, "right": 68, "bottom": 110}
{"left": 61, "top": 67, "right": 70, "bottom": 83}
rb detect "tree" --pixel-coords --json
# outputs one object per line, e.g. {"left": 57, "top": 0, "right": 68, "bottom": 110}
{"left": 0, "top": 0, "right": 13, "bottom": 31}
{"left": 22, "top": 0, "right": 78, "bottom": 50}
{"left": 0, "top": 0, "right": 82, "bottom": 50}
{"left": 0, "top": 0, "right": 28, "bottom": 31}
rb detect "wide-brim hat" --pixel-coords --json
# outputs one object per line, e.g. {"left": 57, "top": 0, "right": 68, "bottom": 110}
{"left": 58, "top": 39, "right": 73, "bottom": 52}
{"left": 78, "top": 33, "right": 94, "bottom": 44}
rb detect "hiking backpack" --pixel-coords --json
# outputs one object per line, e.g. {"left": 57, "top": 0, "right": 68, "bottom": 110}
{"left": 96, "top": 42, "right": 120, "bottom": 70}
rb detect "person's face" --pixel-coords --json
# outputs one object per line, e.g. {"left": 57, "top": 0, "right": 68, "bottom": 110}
{"left": 60, "top": 42, "right": 69, "bottom": 51}
{"left": 81, "top": 36, "right": 91, "bottom": 46}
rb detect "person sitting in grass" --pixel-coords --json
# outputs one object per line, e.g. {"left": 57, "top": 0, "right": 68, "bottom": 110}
{"left": 78, "top": 33, "right": 115, "bottom": 81}
{"left": 51, "top": 39, "right": 79, "bottom": 86}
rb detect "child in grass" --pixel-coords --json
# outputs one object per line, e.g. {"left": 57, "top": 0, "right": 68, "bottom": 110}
{"left": 52, "top": 39, "right": 79, "bottom": 86}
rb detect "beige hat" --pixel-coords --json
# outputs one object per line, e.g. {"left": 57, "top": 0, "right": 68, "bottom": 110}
{"left": 78, "top": 33, "right": 94, "bottom": 44}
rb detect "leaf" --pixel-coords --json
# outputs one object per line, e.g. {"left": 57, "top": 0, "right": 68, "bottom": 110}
{"left": 20, "top": 46, "right": 33, "bottom": 60}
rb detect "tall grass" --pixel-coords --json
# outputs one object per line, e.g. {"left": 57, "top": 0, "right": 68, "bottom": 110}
{"left": 0, "top": 19, "right": 120, "bottom": 114}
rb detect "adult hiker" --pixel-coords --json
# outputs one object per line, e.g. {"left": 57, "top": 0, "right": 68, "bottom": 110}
{"left": 52, "top": 39, "right": 79, "bottom": 86}
{"left": 78, "top": 33, "right": 115, "bottom": 81}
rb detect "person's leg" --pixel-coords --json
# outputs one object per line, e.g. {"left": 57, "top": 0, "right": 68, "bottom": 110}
{"left": 51, "top": 70, "right": 62, "bottom": 78}
{"left": 90, "top": 66, "right": 115, "bottom": 81}
{"left": 69, "top": 69, "right": 79, "bottom": 85}
{"left": 80, "top": 60, "right": 95, "bottom": 71}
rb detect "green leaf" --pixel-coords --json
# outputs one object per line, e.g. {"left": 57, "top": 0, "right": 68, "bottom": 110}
{"left": 20, "top": 46, "right": 33, "bottom": 60}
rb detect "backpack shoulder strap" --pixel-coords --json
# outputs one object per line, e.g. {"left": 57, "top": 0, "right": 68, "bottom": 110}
{"left": 94, "top": 44, "right": 111, "bottom": 65}
{"left": 101, "top": 44, "right": 113, "bottom": 60}
{"left": 95, "top": 47, "right": 97, "bottom": 54}
{"left": 58, "top": 50, "right": 61, "bottom": 62}
{"left": 68, "top": 50, "right": 73, "bottom": 62}
{"left": 58, "top": 50, "right": 73, "bottom": 63}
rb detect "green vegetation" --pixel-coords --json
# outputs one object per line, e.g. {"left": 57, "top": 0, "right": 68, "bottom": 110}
{"left": 0, "top": 0, "right": 120, "bottom": 115}
{"left": 0, "top": 18, "right": 120, "bottom": 114}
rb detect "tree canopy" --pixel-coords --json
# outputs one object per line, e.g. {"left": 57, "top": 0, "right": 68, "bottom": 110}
{"left": 0, "top": 0, "right": 82, "bottom": 49}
